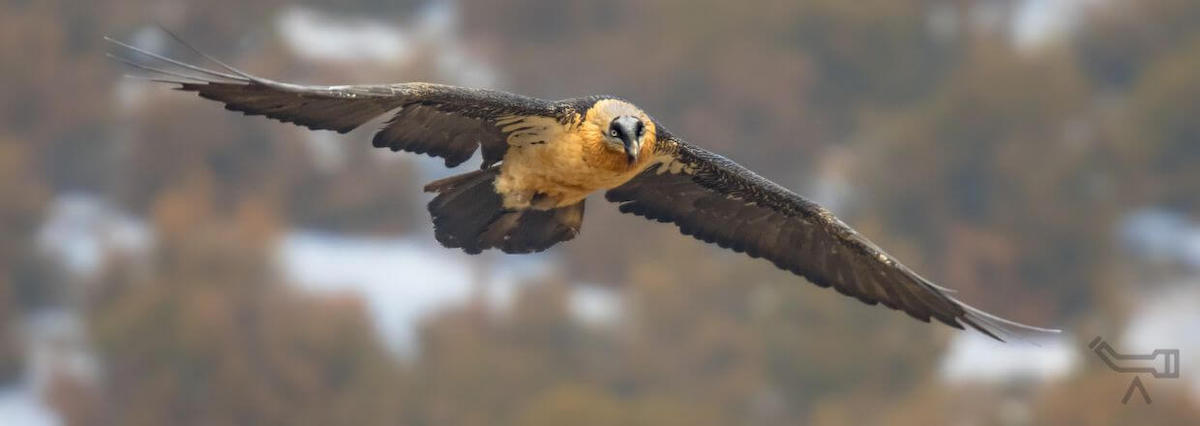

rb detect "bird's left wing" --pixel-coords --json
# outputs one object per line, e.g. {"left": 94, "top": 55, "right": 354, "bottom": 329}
{"left": 107, "top": 36, "right": 563, "bottom": 168}
{"left": 606, "top": 134, "right": 1058, "bottom": 341}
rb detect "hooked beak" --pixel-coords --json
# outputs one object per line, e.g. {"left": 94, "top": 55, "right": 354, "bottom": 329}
{"left": 623, "top": 138, "right": 640, "bottom": 165}
{"left": 612, "top": 115, "right": 643, "bottom": 165}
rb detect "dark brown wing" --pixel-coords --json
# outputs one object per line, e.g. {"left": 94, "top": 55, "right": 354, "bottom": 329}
{"left": 607, "top": 134, "right": 1058, "bottom": 341}
{"left": 107, "top": 37, "right": 564, "bottom": 168}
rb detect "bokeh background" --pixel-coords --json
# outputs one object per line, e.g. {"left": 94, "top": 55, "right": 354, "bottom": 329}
{"left": 2, "top": 0, "right": 1199, "bottom": 424}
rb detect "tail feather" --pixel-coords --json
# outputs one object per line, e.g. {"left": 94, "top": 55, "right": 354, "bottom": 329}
{"left": 424, "top": 169, "right": 585, "bottom": 254}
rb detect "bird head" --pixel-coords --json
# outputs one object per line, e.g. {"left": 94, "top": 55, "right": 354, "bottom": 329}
{"left": 585, "top": 99, "right": 654, "bottom": 166}
{"left": 606, "top": 115, "right": 645, "bottom": 164}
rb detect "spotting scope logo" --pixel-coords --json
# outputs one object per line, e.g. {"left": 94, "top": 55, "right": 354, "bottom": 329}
{"left": 1088, "top": 336, "right": 1180, "bottom": 405}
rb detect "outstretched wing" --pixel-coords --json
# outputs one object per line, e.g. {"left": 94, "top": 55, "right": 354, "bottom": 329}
{"left": 107, "top": 36, "right": 563, "bottom": 168}
{"left": 607, "top": 134, "right": 1058, "bottom": 341}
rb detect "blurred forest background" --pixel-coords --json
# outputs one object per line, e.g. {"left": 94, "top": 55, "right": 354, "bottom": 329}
{"left": 2, "top": 0, "right": 1199, "bottom": 424}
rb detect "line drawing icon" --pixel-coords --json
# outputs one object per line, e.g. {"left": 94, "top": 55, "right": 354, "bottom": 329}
{"left": 1089, "top": 336, "right": 1181, "bottom": 404}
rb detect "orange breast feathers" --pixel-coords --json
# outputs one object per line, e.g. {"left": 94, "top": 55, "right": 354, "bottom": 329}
{"left": 494, "top": 99, "right": 659, "bottom": 209}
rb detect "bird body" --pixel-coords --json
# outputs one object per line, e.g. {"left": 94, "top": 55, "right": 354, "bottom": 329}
{"left": 109, "top": 34, "right": 1058, "bottom": 342}
{"left": 494, "top": 99, "right": 659, "bottom": 209}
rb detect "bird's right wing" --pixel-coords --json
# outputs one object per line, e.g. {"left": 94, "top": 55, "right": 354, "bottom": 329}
{"left": 107, "top": 36, "right": 564, "bottom": 168}
{"left": 607, "top": 135, "right": 1059, "bottom": 342}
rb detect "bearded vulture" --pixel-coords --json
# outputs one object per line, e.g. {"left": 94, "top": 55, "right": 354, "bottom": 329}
{"left": 108, "top": 35, "right": 1057, "bottom": 342}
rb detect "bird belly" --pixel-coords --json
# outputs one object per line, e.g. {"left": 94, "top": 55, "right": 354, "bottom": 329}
{"left": 495, "top": 132, "right": 645, "bottom": 209}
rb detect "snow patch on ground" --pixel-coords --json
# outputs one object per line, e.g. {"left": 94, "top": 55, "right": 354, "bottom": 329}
{"left": 277, "top": 230, "right": 554, "bottom": 354}
{"left": 36, "top": 193, "right": 152, "bottom": 276}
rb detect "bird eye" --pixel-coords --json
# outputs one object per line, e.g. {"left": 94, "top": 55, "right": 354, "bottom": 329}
{"left": 610, "top": 129, "right": 619, "bottom": 137}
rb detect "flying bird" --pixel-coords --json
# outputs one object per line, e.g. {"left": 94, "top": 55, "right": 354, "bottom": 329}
{"left": 108, "top": 35, "right": 1058, "bottom": 342}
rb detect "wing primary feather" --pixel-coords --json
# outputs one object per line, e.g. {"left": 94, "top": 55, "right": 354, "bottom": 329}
{"left": 121, "top": 74, "right": 200, "bottom": 86}
{"left": 155, "top": 24, "right": 254, "bottom": 80}
{"left": 952, "top": 297, "right": 1060, "bottom": 344}
{"left": 959, "top": 316, "right": 1007, "bottom": 342}
{"left": 846, "top": 233, "right": 960, "bottom": 295}
{"left": 956, "top": 301, "right": 1060, "bottom": 334}
{"left": 104, "top": 36, "right": 244, "bottom": 82}
{"left": 106, "top": 54, "right": 215, "bottom": 83}
{"left": 870, "top": 257, "right": 958, "bottom": 325}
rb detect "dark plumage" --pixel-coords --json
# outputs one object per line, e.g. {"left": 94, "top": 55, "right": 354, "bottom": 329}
{"left": 108, "top": 34, "right": 1057, "bottom": 342}
{"left": 424, "top": 168, "right": 584, "bottom": 254}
